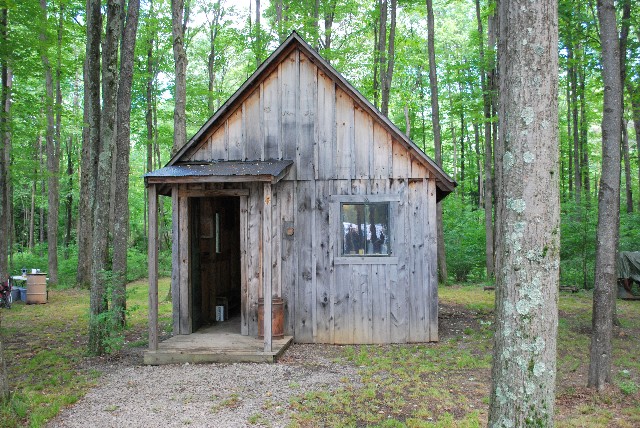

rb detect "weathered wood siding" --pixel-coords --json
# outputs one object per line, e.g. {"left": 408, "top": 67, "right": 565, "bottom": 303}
{"left": 176, "top": 47, "right": 438, "bottom": 344}
{"left": 271, "top": 177, "right": 437, "bottom": 343}
{"left": 184, "top": 50, "right": 427, "bottom": 183}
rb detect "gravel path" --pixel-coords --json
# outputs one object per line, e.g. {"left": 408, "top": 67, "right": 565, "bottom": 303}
{"left": 47, "top": 344, "right": 359, "bottom": 428}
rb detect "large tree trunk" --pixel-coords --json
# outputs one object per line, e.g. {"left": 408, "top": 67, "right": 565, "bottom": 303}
{"left": 77, "top": 0, "right": 102, "bottom": 288}
{"left": 488, "top": 0, "right": 559, "bottom": 424}
{"left": 171, "top": 0, "right": 188, "bottom": 153}
{"left": 112, "top": 0, "right": 140, "bottom": 329}
{"left": 588, "top": 0, "right": 622, "bottom": 391}
{"left": 89, "top": 0, "right": 122, "bottom": 356}
{"left": 40, "top": 0, "right": 59, "bottom": 286}
{"left": 426, "top": 0, "right": 447, "bottom": 283}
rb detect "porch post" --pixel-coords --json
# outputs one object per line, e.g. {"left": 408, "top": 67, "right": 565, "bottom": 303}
{"left": 263, "top": 182, "right": 272, "bottom": 352}
{"left": 148, "top": 183, "right": 159, "bottom": 351}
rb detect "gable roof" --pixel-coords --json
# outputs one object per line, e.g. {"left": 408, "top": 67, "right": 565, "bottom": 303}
{"left": 168, "top": 32, "right": 456, "bottom": 200}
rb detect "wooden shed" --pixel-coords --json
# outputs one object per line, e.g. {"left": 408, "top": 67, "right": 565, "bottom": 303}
{"left": 144, "top": 33, "right": 456, "bottom": 364}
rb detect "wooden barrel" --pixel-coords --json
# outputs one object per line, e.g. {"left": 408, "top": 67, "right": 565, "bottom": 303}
{"left": 257, "top": 297, "right": 284, "bottom": 339}
{"left": 26, "top": 273, "right": 47, "bottom": 304}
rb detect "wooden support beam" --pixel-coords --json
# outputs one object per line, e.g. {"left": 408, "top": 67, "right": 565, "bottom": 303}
{"left": 240, "top": 195, "right": 249, "bottom": 336}
{"left": 148, "top": 184, "right": 159, "bottom": 351}
{"left": 263, "top": 182, "right": 273, "bottom": 352}
{"left": 179, "top": 192, "right": 192, "bottom": 334}
{"left": 171, "top": 187, "right": 180, "bottom": 334}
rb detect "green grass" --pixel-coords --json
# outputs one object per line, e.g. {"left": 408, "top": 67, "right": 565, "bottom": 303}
{"left": 0, "top": 278, "right": 172, "bottom": 428}
{"left": 2, "top": 282, "right": 640, "bottom": 427}
{"left": 288, "top": 284, "right": 640, "bottom": 427}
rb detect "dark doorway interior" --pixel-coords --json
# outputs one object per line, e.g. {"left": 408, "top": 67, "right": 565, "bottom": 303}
{"left": 190, "top": 196, "right": 241, "bottom": 331}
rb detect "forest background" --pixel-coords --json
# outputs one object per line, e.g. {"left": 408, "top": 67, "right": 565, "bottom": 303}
{"left": 0, "top": 0, "right": 639, "bottom": 295}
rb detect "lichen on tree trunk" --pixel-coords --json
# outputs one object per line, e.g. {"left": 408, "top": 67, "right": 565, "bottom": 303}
{"left": 489, "top": 0, "right": 560, "bottom": 425}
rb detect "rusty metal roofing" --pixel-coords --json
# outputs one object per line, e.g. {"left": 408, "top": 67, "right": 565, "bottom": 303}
{"left": 144, "top": 160, "right": 293, "bottom": 181}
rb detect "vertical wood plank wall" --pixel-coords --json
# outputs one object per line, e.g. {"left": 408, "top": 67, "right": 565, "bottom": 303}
{"left": 179, "top": 48, "right": 439, "bottom": 344}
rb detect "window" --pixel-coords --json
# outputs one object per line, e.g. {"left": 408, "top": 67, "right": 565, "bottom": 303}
{"left": 341, "top": 202, "right": 390, "bottom": 256}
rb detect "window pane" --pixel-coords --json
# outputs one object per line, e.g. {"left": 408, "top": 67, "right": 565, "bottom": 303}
{"left": 341, "top": 202, "right": 390, "bottom": 256}
{"left": 342, "top": 203, "right": 366, "bottom": 255}
{"left": 366, "top": 203, "right": 389, "bottom": 255}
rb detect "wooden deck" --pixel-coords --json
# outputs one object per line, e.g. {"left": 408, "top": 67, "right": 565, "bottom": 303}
{"left": 144, "top": 316, "right": 293, "bottom": 365}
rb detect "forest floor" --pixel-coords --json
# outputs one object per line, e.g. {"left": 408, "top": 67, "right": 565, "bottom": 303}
{"left": 1, "top": 281, "right": 640, "bottom": 427}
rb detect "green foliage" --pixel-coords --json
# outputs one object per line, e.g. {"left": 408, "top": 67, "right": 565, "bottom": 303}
{"left": 559, "top": 199, "right": 597, "bottom": 288}
{"left": 442, "top": 196, "right": 486, "bottom": 283}
{"left": 8, "top": 245, "right": 171, "bottom": 289}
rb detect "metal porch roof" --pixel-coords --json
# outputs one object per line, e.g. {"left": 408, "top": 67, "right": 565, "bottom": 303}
{"left": 145, "top": 160, "right": 294, "bottom": 186}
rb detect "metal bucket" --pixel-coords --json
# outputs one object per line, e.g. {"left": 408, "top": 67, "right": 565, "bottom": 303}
{"left": 26, "top": 274, "right": 47, "bottom": 304}
{"left": 257, "top": 297, "right": 284, "bottom": 339}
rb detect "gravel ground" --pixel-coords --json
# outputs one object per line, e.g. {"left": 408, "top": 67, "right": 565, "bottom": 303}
{"left": 47, "top": 344, "right": 359, "bottom": 428}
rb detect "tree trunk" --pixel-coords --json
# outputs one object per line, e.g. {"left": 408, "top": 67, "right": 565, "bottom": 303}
{"left": 112, "top": 0, "right": 140, "bottom": 329}
{"left": 89, "top": 0, "right": 123, "bottom": 356}
{"left": 489, "top": 0, "right": 559, "bottom": 425}
{"left": 1, "top": 10, "right": 12, "bottom": 272}
{"left": 568, "top": 44, "right": 582, "bottom": 205}
{"left": 473, "top": 123, "right": 483, "bottom": 208}
{"left": 207, "top": 1, "right": 221, "bottom": 114}
{"left": 631, "top": 93, "right": 640, "bottom": 213}
{"left": 620, "top": 0, "right": 632, "bottom": 213}
{"left": 476, "top": 0, "right": 495, "bottom": 278}
{"left": 40, "top": 0, "right": 59, "bottom": 286}
{"left": 404, "top": 104, "right": 410, "bottom": 137}
{"left": 39, "top": 132, "right": 45, "bottom": 254}
{"left": 63, "top": 136, "right": 73, "bottom": 259}
{"left": 381, "top": 0, "right": 396, "bottom": 116}
{"left": 78, "top": 0, "right": 102, "bottom": 288}
{"left": 566, "top": 75, "right": 572, "bottom": 195}
{"left": 172, "top": 0, "right": 188, "bottom": 153}
{"left": 0, "top": 7, "right": 9, "bottom": 288}
{"left": 622, "top": 120, "right": 633, "bottom": 213}
{"left": 426, "top": 0, "right": 447, "bottom": 283}
{"left": 322, "top": 0, "right": 336, "bottom": 62}
{"left": 588, "top": 0, "right": 622, "bottom": 391}
{"left": 1, "top": 8, "right": 10, "bottom": 403}
{"left": 254, "top": 0, "right": 261, "bottom": 67}
{"left": 578, "top": 59, "right": 590, "bottom": 199}
{"left": 145, "top": 0, "right": 155, "bottom": 247}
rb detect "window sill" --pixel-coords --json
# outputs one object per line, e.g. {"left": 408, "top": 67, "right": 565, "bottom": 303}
{"left": 334, "top": 256, "right": 398, "bottom": 265}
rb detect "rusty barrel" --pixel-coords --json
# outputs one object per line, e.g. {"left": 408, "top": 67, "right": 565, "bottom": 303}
{"left": 26, "top": 273, "right": 47, "bottom": 304}
{"left": 257, "top": 297, "right": 284, "bottom": 339}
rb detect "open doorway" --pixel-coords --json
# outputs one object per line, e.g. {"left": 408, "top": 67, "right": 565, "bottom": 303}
{"left": 190, "top": 196, "right": 241, "bottom": 332}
